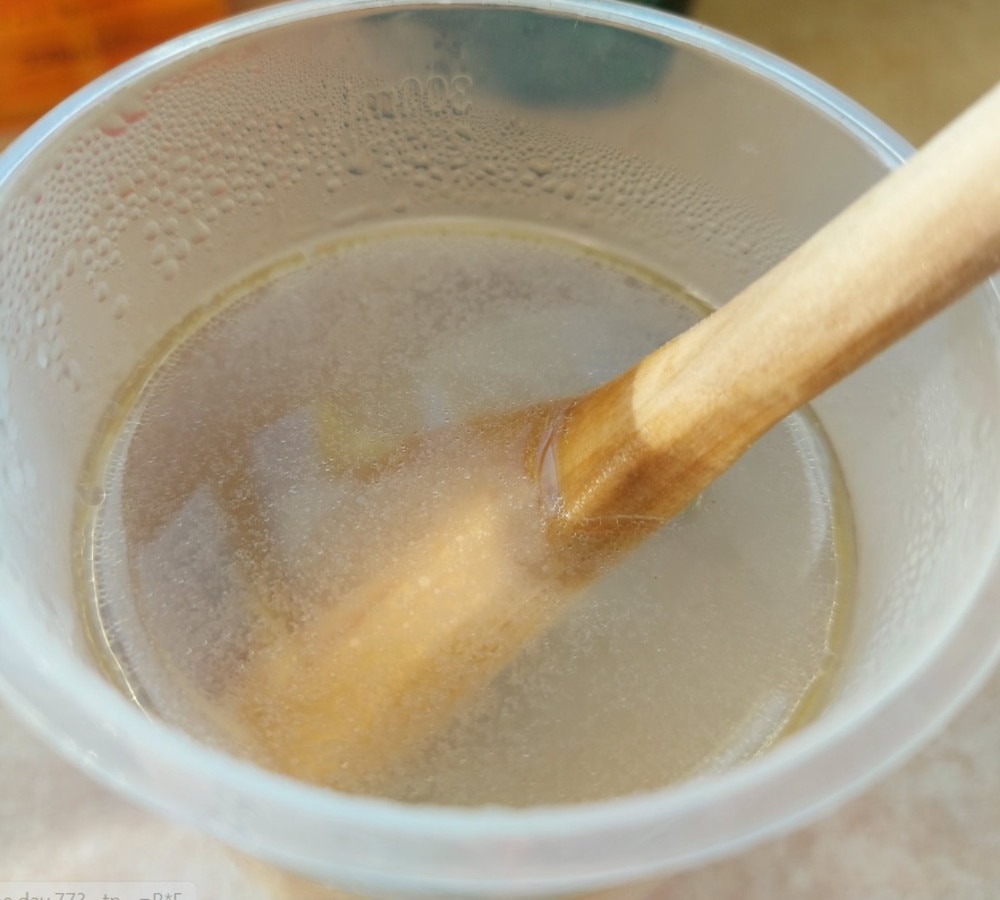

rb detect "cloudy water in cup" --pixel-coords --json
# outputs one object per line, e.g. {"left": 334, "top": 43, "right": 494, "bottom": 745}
{"left": 75, "top": 220, "right": 853, "bottom": 804}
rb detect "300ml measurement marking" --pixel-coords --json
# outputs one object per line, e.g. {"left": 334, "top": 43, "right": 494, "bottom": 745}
{"left": 362, "top": 74, "right": 474, "bottom": 119}
{"left": 0, "top": 884, "right": 195, "bottom": 900}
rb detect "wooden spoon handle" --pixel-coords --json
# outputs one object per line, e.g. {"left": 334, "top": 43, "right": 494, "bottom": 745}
{"left": 552, "top": 82, "right": 1000, "bottom": 532}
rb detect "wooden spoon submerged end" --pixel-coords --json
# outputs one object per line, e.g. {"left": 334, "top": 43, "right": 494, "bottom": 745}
{"left": 234, "top": 82, "right": 1000, "bottom": 791}
{"left": 553, "top": 81, "right": 1000, "bottom": 533}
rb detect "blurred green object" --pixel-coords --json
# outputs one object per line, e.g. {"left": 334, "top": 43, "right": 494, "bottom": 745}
{"left": 414, "top": 2, "right": 689, "bottom": 108}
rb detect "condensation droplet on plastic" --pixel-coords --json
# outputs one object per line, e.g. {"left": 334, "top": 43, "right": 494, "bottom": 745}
{"left": 66, "top": 360, "right": 82, "bottom": 393}
{"left": 98, "top": 113, "right": 129, "bottom": 137}
{"left": 116, "top": 96, "right": 147, "bottom": 126}
{"left": 76, "top": 482, "right": 106, "bottom": 506}
{"left": 115, "top": 176, "right": 137, "bottom": 198}
{"left": 112, "top": 295, "right": 129, "bottom": 319}
{"left": 192, "top": 219, "right": 211, "bottom": 244}
{"left": 346, "top": 150, "right": 373, "bottom": 176}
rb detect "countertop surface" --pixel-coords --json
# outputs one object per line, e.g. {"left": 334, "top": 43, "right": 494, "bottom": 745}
{"left": 3, "top": 0, "right": 1000, "bottom": 897}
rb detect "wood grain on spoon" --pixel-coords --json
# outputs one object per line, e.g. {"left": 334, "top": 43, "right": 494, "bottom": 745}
{"left": 236, "top": 82, "right": 1000, "bottom": 790}
{"left": 553, "top": 82, "right": 1000, "bottom": 534}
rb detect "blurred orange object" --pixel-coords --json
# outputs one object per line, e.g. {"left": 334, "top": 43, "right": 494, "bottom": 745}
{"left": 0, "top": 0, "right": 229, "bottom": 139}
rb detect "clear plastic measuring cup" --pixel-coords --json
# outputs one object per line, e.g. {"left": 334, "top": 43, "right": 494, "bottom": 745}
{"left": 1, "top": 1, "right": 1000, "bottom": 897}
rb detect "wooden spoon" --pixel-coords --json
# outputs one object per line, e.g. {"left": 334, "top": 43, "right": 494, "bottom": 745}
{"left": 234, "top": 83, "right": 1000, "bottom": 791}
